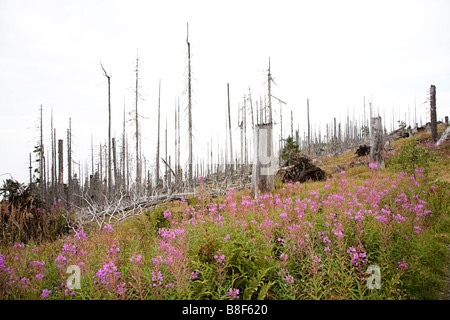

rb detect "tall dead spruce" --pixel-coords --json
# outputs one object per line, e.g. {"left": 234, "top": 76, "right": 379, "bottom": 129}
{"left": 186, "top": 23, "right": 193, "bottom": 186}
{"left": 100, "top": 63, "right": 112, "bottom": 197}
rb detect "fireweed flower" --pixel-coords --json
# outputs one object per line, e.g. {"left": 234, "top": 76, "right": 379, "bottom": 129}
{"left": 130, "top": 253, "right": 143, "bottom": 265}
{"left": 93, "top": 261, "right": 119, "bottom": 287}
{"left": 151, "top": 271, "right": 164, "bottom": 286}
{"left": 55, "top": 254, "right": 68, "bottom": 270}
{"left": 369, "top": 162, "right": 378, "bottom": 170}
{"left": 280, "top": 212, "right": 289, "bottom": 220}
{"left": 214, "top": 251, "right": 226, "bottom": 265}
{"left": 163, "top": 210, "right": 172, "bottom": 218}
{"left": 347, "top": 247, "right": 368, "bottom": 266}
{"left": 75, "top": 228, "right": 88, "bottom": 241}
{"left": 283, "top": 274, "right": 295, "bottom": 284}
{"left": 102, "top": 224, "right": 115, "bottom": 232}
{"left": 397, "top": 259, "right": 408, "bottom": 272}
{"left": 226, "top": 288, "right": 240, "bottom": 300}
{"left": 190, "top": 270, "right": 200, "bottom": 280}
{"left": 41, "top": 289, "right": 51, "bottom": 299}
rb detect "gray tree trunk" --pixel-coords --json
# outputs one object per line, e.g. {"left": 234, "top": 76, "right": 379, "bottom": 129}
{"left": 430, "top": 85, "right": 437, "bottom": 142}
{"left": 252, "top": 123, "right": 274, "bottom": 197}
{"left": 369, "top": 116, "right": 385, "bottom": 169}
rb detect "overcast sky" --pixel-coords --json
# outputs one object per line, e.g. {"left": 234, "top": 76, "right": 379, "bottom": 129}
{"left": 1, "top": 0, "right": 450, "bottom": 184}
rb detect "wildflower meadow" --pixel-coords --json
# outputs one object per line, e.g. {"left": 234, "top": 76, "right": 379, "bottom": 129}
{"left": 1, "top": 144, "right": 449, "bottom": 301}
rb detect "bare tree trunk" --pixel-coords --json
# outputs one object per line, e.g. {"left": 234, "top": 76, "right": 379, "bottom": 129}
{"left": 112, "top": 137, "right": 117, "bottom": 191}
{"left": 177, "top": 98, "right": 181, "bottom": 185}
{"left": 187, "top": 23, "right": 193, "bottom": 186}
{"left": 99, "top": 143, "right": 103, "bottom": 187}
{"left": 430, "top": 85, "right": 437, "bottom": 142}
{"left": 101, "top": 63, "right": 112, "bottom": 197}
{"left": 307, "top": 98, "right": 310, "bottom": 155}
{"left": 227, "top": 83, "right": 233, "bottom": 175}
{"left": 39, "top": 104, "right": 44, "bottom": 199}
{"left": 122, "top": 104, "right": 126, "bottom": 192}
{"left": 58, "top": 139, "right": 64, "bottom": 187}
{"left": 156, "top": 79, "right": 161, "bottom": 188}
{"left": 252, "top": 123, "right": 274, "bottom": 197}
{"left": 135, "top": 55, "right": 141, "bottom": 192}
{"left": 369, "top": 116, "right": 385, "bottom": 169}
{"left": 249, "top": 87, "right": 254, "bottom": 130}
{"left": 67, "top": 119, "right": 72, "bottom": 203}
{"left": 51, "top": 109, "right": 55, "bottom": 200}
{"left": 267, "top": 58, "right": 272, "bottom": 124}
{"left": 174, "top": 100, "right": 178, "bottom": 187}
{"left": 165, "top": 117, "right": 168, "bottom": 188}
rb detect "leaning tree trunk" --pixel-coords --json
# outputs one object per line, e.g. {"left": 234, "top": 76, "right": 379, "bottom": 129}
{"left": 252, "top": 123, "right": 275, "bottom": 197}
{"left": 369, "top": 116, "right": 385, "bottom": 169}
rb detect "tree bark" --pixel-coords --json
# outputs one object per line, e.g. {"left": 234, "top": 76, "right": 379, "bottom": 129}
{"left": 430, "top": 85, "right": 437, "bottom": 142}
{"left": 252, "top": 123, "right": 274, "bottom": 197}
{"left": 369, "top": 116, "right": 385, "bottom": 169}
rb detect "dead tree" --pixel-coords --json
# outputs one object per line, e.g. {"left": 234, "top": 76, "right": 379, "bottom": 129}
{"left": 252, "top": 124, "right": 274, "bottom": 197}
{"left": 50, "top": 109, "right": 56, "bottom": 201}
{"left": 39, "top": 104, "right": 45, "bottom": 199}
{"left": 430, "top": 85, "right": 437, "bottom": 142}
{"left": 369, "top": 116, "right": 385, "bottom": 169}
{"left": 227, "top": 83, "right": 233, "bottom": 175}
{"left": 67, "top": 118, "right": 72, "bottom": 203}
{"left": 58, "top": 139, "right": 64, "bottom": 187}
{"left": 156, "top": 80, "right": 161, "bottom": 188}
{"left": 248, "top": 87, "right": 255, "bottom": 131}
{"left": 134, "top": 55, "right": 141, "bottom": 191}
{"left": 100, "top": 63, "right": 112, "bottom": 197}
{"left": 187, "top": 23, "right": 193, "bottom": 186}
{"left": 122, "top": 105, "right": 127, "bottom": 192}
{"left": 267, "top": 58, "right": 273, "bottom": 124}
{"left": 307, "top": 98, "right": 310, "bottom": 155}
{"left": 112, "top": 137, "right": 118, "bottom": 191}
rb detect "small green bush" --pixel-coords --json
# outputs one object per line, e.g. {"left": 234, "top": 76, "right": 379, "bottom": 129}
{"left": 387, "top": 139, "right": 437, "bottom": 176}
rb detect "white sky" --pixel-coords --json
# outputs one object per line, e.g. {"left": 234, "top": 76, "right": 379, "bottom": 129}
{"left": 1, "top": 0, "right": 450, "bottom": 184}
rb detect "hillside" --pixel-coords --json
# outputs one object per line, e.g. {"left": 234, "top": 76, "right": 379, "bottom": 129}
{"left": 0, "top": 124, "right": 449, "bottom": 301}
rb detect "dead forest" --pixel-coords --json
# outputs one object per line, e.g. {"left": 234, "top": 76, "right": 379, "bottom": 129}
{"left": 1, "top": 27, "right": 447, "bottom": 231}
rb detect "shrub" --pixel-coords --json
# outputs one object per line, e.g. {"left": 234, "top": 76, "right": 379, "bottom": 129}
{"left": 387, "top": 139, "right": 437, "bottom": 177}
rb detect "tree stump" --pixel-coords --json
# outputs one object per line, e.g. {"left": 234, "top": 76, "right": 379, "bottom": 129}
{"left": 369, "top": 116, "right": 385, "bottom": 169}
{"left": 251, "top": 124, "right": 275, "bottom": 197}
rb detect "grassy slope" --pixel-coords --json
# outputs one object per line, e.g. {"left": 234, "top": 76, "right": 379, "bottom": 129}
{"left": 1, "top": 125, "right": 449, "bottom": 300}
{"left": 116, "top": 124, "right": 450, "bottom": 299}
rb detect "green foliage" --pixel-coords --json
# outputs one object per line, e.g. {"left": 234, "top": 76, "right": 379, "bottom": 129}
{"left": 387, "top": 139, "right": 437, "bottom": 176}
{"left": 227, "top": 240, "right": 275, "bottom": 300}
{"left": 280, "top": 136, "right": 299, "bottom": 160}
